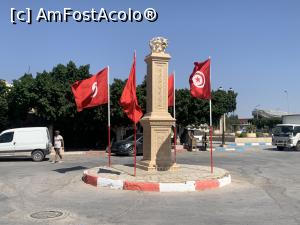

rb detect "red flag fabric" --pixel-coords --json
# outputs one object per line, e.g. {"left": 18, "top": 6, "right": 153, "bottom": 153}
{"left": 71, "top": 67, "right": 108, "bottom": 112}
{"left": 189, "top": 58, "right": 211, "bottom": 99}
{"left": 168, "top": 73, "right": 174, "bottom": 107}
{"left": 120, "top": 54, "right": 143, "bottom": 124}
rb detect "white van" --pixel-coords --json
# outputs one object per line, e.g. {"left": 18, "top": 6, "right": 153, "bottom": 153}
{"left": 0, "top": 127, "right": 52, "bottom": 161}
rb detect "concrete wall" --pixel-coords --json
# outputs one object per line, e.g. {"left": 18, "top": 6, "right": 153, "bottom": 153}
{"left": 236, "top": 137, "right": 272, "bottom": 143}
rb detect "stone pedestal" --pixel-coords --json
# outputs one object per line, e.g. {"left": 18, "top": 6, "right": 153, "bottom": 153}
{"left": 137, "top": 37, "right": 177, "bottom": 171}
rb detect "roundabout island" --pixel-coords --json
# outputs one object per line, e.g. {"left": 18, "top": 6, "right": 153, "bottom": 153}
{"left": 83, "top": 37, "right": 231, "bottom": 193}
{"left": 83, "top": 164, "right": 231, "bottom": 192}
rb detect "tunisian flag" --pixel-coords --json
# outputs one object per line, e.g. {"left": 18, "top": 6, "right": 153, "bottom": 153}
{"left": 71, "top": 67, "right": 108, "bottom": 112}
{"left": 120, "top": 54, "right": 143, "bottom": 124}
{"left": 168, "top": 73, "right": 174, "bottom": 107}
{"left": 189, "top": 59, "right": 211, "bottom": 99}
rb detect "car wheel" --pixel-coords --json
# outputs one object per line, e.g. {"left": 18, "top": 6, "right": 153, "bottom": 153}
{"left": 32, "top": 150, "right": 44, "bottom": 162}
{"left": 296, "top": 142, "right": 300, "bottom": 151}
{"left": 128, "top": 146, "right": 134, "bottom": 156}
{"left": 277, "top": 146, "right": 284, "bottom": 151}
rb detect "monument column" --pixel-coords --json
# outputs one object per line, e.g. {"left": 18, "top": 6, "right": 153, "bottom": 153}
{"left": 138, "top": 37, "right": 176, "bottom": 171}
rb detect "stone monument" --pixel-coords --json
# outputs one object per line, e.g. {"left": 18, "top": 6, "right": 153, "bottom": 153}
{"left": 137, "top": 37, "right": 177, "bottom": 171}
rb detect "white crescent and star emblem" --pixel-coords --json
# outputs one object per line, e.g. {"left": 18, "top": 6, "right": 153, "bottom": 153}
{"left": 91, "top": 82, "right": 98, "bottom": 98}
{"left": 192, "top": 71, "right": 205, "bottom": 88}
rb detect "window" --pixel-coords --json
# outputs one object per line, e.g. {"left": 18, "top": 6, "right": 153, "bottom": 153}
{"left": 273, "top": 126, "right": 293, "bottom": 136}
{"left": 0, "top": 132, "right": 14, "bottom": 143}
{"left": 293, "top": 126, "right": 300, "bottom": 135}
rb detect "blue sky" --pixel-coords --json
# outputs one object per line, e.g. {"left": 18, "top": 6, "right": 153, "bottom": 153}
{"left": 1, "top": 0, "right": 299, "bottom": 117}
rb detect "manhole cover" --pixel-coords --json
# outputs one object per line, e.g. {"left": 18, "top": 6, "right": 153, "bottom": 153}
{"left": 30, "top": 210, "right": 63, "bottom": 219}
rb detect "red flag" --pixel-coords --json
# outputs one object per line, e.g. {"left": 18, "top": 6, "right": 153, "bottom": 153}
{"left": 168, "top": 73, "right": 174, "bottom": 107}
{"left": 71, "top": 67, "right": 108, "bottom": 112}
{"left": 189, "top": 59, "right": 211, "bottom": 99}
{"left": 120, "top": 54, "right": 143, "bottom": 124}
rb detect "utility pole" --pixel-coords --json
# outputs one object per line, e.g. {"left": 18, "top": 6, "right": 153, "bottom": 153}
{"left": 221, "top": 114, "right": 225, "bottom": 147}
{"left": 284, "top": 90, "right": 290, "bottom": 114}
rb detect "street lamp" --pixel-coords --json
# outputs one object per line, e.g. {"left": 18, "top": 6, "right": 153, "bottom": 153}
{"left": 284, "top": 90, "right": 290, "bottom": 114}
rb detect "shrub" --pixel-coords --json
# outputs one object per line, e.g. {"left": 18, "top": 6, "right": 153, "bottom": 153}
{"left": 239, "top": 133, "right": 247, "bottom": 138}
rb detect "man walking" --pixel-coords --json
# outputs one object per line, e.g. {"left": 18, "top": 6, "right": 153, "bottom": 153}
{"left": 52, "top": 130, "right": 64, "bottom": 163}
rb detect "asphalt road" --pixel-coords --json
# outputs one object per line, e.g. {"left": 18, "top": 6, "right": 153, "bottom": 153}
{"left": 0, "top": 147, "right": 300, "bottom": 225}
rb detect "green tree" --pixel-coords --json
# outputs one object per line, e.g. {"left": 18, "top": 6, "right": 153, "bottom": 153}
{"left": 251, "top": 117, "right": 281, "bottom": 131}
{"left": 7, "top": 74, "right": 36, "bottom": 126}
{"left": 110, "top": 78, "right": 128, "bottom": 127}
{"left": 5, "top": 61, "right": 238, "bottom": 147}
{"left": 32, "top": 61, "right": 91, "bottom": 122}
{"left": 136, "top": 77, "right": 147, "bottom": 113}
{"left": 212, "top": 89, "right": 237, "bottom": 121}
{"left": 0, "top": 80, "right": 9, "bottom": 131}
{"left": 109, "top": 76, "right": 147, "bottom": 128}
{"left": 7, "top": 62, "right": 109, "bottom": 147}
{"left": 174, "top": 89, "right": 237, "bottom": 127}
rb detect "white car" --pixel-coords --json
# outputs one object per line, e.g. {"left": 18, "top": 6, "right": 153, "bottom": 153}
{"left": 0, "top": 127, "right": 52, "bottom": 161}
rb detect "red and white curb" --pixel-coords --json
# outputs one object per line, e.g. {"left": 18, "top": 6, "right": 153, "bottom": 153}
{"left": 82, "top": 170, "right": 231, "bottom": 192}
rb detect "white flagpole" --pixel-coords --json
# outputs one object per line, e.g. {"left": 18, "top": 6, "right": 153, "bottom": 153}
{"left": 107, "top": 66, "right": 111, "bottom": 167}
{"left": 134, "top": 50, "right": 137, "bottom": 176}
{"left": 173, "top": 71, "right": 177, "bottom": 163}
{"left": 209, "top": 56, "right": 213, "bottom": 173}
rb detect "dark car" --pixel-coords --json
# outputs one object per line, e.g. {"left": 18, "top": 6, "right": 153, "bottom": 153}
{"left": 110, "top": 134, "right": 143, "bottom": 156}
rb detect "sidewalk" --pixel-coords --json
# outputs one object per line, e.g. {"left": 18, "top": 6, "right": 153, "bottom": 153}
{"left": 212, "top": 142, "right": 272, "bottom": 152}
{"left": 50, "top": 150, "right": 106, "bottom": 156}
{"left": 186, "top": 141, "right": 273, "bottom": 152}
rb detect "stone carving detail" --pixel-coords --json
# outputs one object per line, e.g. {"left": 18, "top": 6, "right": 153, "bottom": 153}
{"left": 156, "top": 66, "right": 163, "bottom": 109}
{"left": 149, "top": 37, "right": 168, "bottom": 53}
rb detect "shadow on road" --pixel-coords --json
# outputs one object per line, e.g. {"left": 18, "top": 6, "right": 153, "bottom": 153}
{"left": 263, "top": 147, "right": 300, "bottom": 152}
{"left": 98, "top": 168, "right": 121, "bottom": 175}
{"left": 53, "top": 166, "right": 88, "bottom": 173}
{"left": 0, "top": 157, "right": 50, "bottom": 162}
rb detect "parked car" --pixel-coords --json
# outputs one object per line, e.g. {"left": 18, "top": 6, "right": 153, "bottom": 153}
{"left": 0, "top": 127, "right": 52, "bottom": 161}
{"left": 110, "top": 134, "right": 143, "bottom": 156}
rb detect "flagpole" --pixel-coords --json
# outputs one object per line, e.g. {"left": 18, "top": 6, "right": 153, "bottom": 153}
{"left": 173, "top": 71, "right": 177, "bottom": 163}
{"left": 107, "top": 66, "right": 111, "bottom": 167}
{"left": 209, "top": 56, "right": 213, "bottom": 174}
{"left": 133, "top": 50, "right": 137, "bottom": 177}
{"left": 133, "top": 123, "right": 137, "bottom": 176}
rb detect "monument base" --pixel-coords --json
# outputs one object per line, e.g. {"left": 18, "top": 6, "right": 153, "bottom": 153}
{"left": 136, "top": 160, "right": 179, "bottom": 171}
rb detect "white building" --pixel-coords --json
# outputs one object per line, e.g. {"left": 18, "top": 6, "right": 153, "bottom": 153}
{"left": 252, "top": 109, "right": 289, "bottom": 119}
